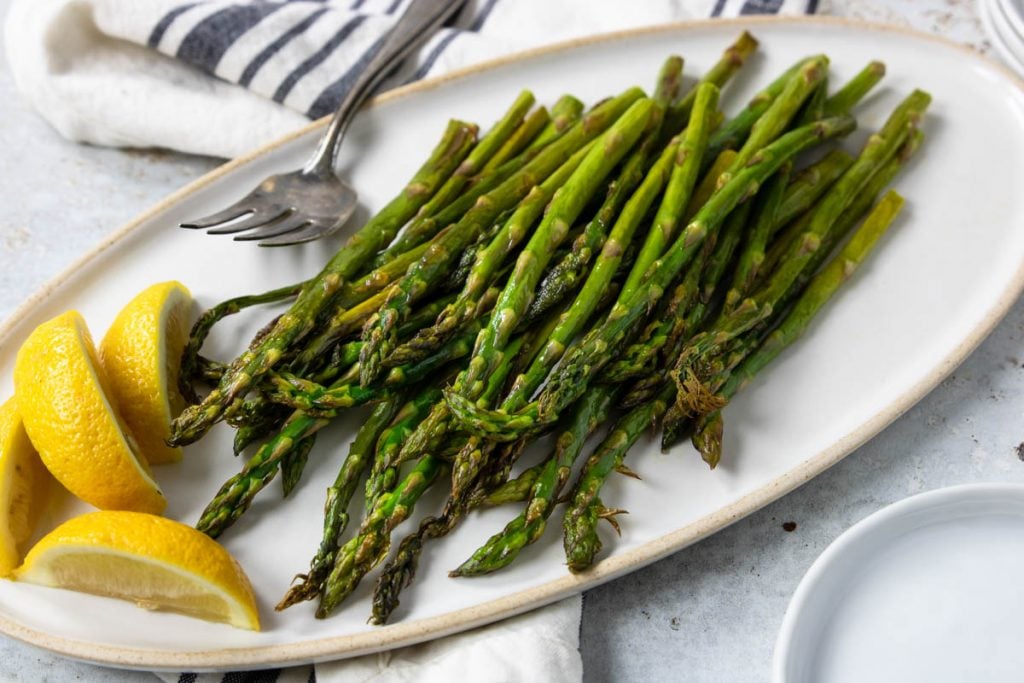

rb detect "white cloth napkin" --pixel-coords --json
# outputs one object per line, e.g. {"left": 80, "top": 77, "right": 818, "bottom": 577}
{"left": 5, "top": 0, "right": 812, "bottom": 158}
{"left": 5, "top": 1, "right": 811, "bottom": 681}
{"left": 153, "top": 596, "right": 581, "bottom": 683}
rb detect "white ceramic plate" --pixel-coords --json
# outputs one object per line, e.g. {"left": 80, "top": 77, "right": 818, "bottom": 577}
{"left": 3, "top": 17, "right": 1024, "bottom": 671}
{"left": 773, "top": 484, "right": 1024, "bottom": 682}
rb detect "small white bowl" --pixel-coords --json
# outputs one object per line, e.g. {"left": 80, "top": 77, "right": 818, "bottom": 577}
{"left": 773, "top": 484, "right": 1024, "bottom": 683}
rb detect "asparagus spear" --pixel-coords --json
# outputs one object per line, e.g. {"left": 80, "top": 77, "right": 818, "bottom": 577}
{"left": 470, "top": 460, "right": 545, "bottom": 507}
{"left": 669, "top": 131, "right": 925, "bottom": 456}
{"left": 525, "top": 95, "right": 585, "bottom": 151}
{"left": 723, "top": 164, "right": 792, "bottom": 311}
{"left": 372, "top": 93, "right": 535, "bottom": 266}
{"left": 452, "top": 385, "right": 616, "bottom": 576}
{"left": 670, "top": 90, "right": 928, "bottom": 404}
{"left": 771, "top": 149, "right": 853, "bottom": 236}
{"left": 692, "top": 191, "right": 905, "bottom": 467}
{"left": 563, "top": 383, "right": 675, "bottom": 572}
{"left": 521, "top": 158, "right": 642, "bottom": 326}
{"left": 720, "top": 56, "right": 828, "bottom": 181}
{"left": 661, "top": 31, "right": 760, "bottom": 138}
{"left": 280, "top": 434, "right": 315, "bottom": 497}
{"left": 703, "top": 57, "right": 814, "bottom": 165}
{"left": 723, "top": 91, "right": 928, "bottom": 337}
{"left": 179, "top": 281, "right": 307, "bottom": 403}
{"left": 684, "top": 150, "right": 739, "bottom": 220}
{"left": 386, "top": 141, "right": 596, "bottom": 367}
{"left": 655, "top": 55, "right": 685, "bottom": 105}
{"left": 357, "top": 88, "right": 646, "bottom": 389}
{"left": 277, "top": 395, "right": 402, "bottom": 608}
{"left": 455, "top": 98, "right": 656, "bottom": 399}
{"left": 522, "top": 93, "right": 674, "bottom": 327}
{"left": 368, "top": 330, "right": 544, "bottom": 621}
{"left": 229, "top": 289, "right": 456, "bottom": 454}
{"left": 293, "top": 239, "right": 437, "bottom": 368}
{"left": 823, "top": 61, "right": 886, "bottom": 118}
{"left": 487, "top": 85, "right": 719, "bottom": 424}
{"left": 450, "top": 115, "right": 857, "bottom": 440}
{"left": 795, "top": 76, "right": 829, "bottom": 126}
{"left": 620, "top": 83, "right": 721, "bottom": 299}
{"left": 364, "top": 386, "right": 443, "bottom": 513}
{"left": 195, "top": 356, "right": 226, "bottom": 383}
{"left": 729, "top": 190, "right": 905, "bottom": 397}
{"left": 195, "top": 321, "right": 484, "bottom": 538}
{"left": 691, "top": 411, "right": 725, "bottom": 468}
{"left": 601, "top": 146, "right": 742, "bottom": 383}
{"left": 481, "top": 106, "right": 551, "bottom": 172}
{"left": 169, "top": 120, "right": 478, "bottom": 446}
{"left": 232, "top": 404, "right": 290, "bottom": 455}
{"left": 316, "top": 453, "right": 447, "bottom": 617}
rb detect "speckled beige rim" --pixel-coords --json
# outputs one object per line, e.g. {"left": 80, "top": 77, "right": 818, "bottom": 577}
{"left": 2, "top": 14, "right": 1023, "bottom": 673}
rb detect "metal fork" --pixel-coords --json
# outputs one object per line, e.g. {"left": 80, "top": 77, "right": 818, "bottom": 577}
{"left": 181, "top": 0, "right": 467, "bottom": 247}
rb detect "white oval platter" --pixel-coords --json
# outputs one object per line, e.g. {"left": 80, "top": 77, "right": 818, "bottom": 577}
{"left": 2, "top": 16, "right": 1024, "bottom": 672}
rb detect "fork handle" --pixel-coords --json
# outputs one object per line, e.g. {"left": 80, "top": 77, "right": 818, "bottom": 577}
{"left": 304, "top": 0, "right": 469, "bottom": 176}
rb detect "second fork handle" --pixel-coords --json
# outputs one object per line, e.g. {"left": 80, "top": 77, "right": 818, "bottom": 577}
{"left": 303, "top": 0, "right": 470, "bottom": 176}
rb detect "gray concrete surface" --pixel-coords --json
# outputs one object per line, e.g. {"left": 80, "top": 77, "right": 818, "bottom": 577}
{"left": 0, "top": 1, "right": 1010, "bottom": 681}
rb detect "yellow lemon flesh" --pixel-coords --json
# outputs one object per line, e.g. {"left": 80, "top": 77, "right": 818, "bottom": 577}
{"left": 0, "top": 398, "right": 55, "bottom": 576}
{"left": 13, "top": 311, "right": 166, "bottom": 514}
{"left": 16, "top": 511, "right": 259, "bottom": 630}
{"left": 100, "top": 281, "right": 193, "bottom": 465}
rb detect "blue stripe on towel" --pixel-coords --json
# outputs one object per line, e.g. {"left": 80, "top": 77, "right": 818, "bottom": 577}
{"left": 176, "top": 3, "right": 288, "bottom": 74}
{"left": 740, "top": 0, "right": 784, "bottom": 15}
{"left": 411, "top": 0, "right": 497, "bottom": 81}
{"left": 147, "top": 3, "right": 200, "bottom": 49}
{"left": 272, "top": 14, "right": 367, "bottom": 103}
{"left": 305, "top": 30, "right": 384, "bottom": 117}
{"left": 470, "top": 0, "right": 501, "bottom": 30}
{"left": 307, "top": 0, "right": 474, "bottom": 118}
{"left": 239, "top": 6, "right": 330, "bottom": 86}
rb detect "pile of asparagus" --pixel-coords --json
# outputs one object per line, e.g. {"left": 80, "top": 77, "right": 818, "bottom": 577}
{"left": 170, "top": 32, "right": 930, "bottom": 623}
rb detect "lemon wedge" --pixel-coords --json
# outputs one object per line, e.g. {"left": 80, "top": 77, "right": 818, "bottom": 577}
{"left": 100, "top": 281, "right": 193, "bottom": 465}
{"left": 15, "top": 511, "right": 259, "bottom": 630}
{"left": 14, "top": 311, "right": 166, "bottom": 514}
{"left": 0, "top": 398, "right": 55, "bottom": 576}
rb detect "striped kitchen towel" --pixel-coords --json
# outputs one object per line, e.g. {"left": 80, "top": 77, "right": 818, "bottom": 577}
{"left": 5, "top": 0, "right": 813, "bottom": 158}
